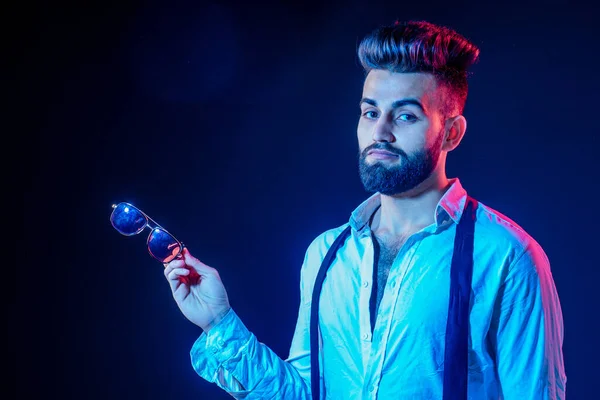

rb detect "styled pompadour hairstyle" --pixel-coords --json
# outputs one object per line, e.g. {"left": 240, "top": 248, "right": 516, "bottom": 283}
{"left": 358, "top": 20, "right": 480, "bottom": 116}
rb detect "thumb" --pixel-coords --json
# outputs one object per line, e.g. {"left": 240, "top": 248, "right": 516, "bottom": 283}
{"left": 183, "top": 248, "right": 214, "bottom": 275}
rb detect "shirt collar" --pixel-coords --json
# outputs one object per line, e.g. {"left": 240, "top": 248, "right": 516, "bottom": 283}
{"left": 349, "top": 178, "right": 468, "bottom": 232}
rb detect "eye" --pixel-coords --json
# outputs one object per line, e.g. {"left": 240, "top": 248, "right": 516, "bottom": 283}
{"left": 397, "top": 113, "right": 418, "bottom": 123}
{"left": 362, "top": 110, "right": 379, "bottom": 119}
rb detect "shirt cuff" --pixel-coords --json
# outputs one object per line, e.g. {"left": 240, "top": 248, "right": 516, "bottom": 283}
{"left": 190, "top": 308, "right": 251, "bottom": 382}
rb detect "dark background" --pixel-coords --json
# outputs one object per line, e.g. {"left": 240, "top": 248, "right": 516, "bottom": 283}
{"left": 16, "top": 0, "right": 597, "bottom": 398}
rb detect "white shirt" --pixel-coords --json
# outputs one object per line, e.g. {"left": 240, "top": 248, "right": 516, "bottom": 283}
{"left": 190, "top": 178, "right": 566, "bottom": 399}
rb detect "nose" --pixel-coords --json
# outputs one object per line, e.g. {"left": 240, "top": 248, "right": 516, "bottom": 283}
{"left": 372, "top": 118, "right": 395, "bottom": 143}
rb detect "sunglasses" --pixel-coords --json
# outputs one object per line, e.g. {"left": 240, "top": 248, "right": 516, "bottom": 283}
{"left": 110, "top": 202, "right": 184, "bottom": 263}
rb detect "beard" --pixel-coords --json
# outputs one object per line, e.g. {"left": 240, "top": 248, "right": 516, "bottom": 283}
{"left": 358, "top": 135, "right": 442, "bottom": 196}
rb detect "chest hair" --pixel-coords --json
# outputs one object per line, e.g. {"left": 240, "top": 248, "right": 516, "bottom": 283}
{"left": 374, "top": 234, "right": 407, "bottom": 315}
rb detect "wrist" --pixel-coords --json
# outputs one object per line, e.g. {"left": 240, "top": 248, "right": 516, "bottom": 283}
{"left": 202, "top": 306, "right": 231, "bottom": 333}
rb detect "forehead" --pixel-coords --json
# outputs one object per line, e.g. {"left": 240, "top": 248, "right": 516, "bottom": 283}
{"left": 362, "top": 70, "right": 441, "bottom": 107}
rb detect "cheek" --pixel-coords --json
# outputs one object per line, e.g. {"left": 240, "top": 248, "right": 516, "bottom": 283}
{"left": 425, "top": 127, "right": 445, "bottom": 149}
{"left": 405, "top": 122, "right": 436, "bottom": 149}
{"left": 356, "top": 120, "right": 371, "bottom": 145}
{"left": 392, "top": 130, "right": 430, "bottom": 155}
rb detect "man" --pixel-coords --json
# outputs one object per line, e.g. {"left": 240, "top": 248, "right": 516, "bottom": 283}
{"left": 164, "top": 20, "right": 566, "bottom": 399}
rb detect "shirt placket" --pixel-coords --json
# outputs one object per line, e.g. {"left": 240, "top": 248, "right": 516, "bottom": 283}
{"left": 362, "top": 234, "right": 423, "bottom": 398}
{"left": 359, "top": 234, "right": 375, "bottom": 374}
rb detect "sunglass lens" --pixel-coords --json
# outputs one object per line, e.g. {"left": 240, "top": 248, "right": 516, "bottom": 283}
{"left": 147, "top": 228, "right": 182, "bottom": 263}
{"left": 111, "top": 203, "right": 148, "bottom": 235}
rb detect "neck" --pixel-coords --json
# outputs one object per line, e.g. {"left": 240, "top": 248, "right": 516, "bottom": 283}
{"left": 372, "top": 171, "right": 452, "bottom": 236}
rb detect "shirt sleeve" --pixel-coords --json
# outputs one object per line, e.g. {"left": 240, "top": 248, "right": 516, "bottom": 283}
{"left": 189, "top": 254, "right": 315, "bottom": 400}
{"left": 490, "top": 243, "right": 567, "bottom": 399}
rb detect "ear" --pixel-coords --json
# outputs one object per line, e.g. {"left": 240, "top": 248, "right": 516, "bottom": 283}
{"left": 442, "top": 115, "right": 467, "bottom": 152}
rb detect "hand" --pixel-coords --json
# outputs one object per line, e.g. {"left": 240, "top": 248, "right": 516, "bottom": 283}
{"left": 163, "top": 248, "right": 231, "bottom": 332}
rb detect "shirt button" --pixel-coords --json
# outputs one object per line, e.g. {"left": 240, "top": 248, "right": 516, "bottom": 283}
{"left": 390, "top": 280, "right": 397, "bottom": 288}
{"left": 362, "top": 281, "right": 369, "bottom": 288}
{"left": 217, "top": 339, "right": 225, "bottom": 347}
{"left": 370, "top": 384, "right": 376, "bottom": 392}
{"left": 362, "top": 333, "right": 371, "bottom": 341}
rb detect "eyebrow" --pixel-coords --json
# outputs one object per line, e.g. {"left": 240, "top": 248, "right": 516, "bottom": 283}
{"left": 359, "top": 97, "right": 425, "bottom": 112}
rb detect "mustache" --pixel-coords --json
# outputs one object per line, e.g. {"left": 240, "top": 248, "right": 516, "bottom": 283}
{"left": 361, "top": 143, "right": 407, "bottom": 158}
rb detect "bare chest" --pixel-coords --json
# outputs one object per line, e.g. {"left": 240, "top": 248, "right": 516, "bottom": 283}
{"left": 375, "top": 234, "right": 406, "bottom": 281}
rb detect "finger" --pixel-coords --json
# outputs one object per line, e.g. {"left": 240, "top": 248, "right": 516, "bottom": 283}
{"left": 166, "top": 267, "right": 190, "bottom": 292}
{"left": 164, "top": 259, "right": 186, "bottom": 278}
{"left": 182, "top": 248, "right": 216, "bottom": 276}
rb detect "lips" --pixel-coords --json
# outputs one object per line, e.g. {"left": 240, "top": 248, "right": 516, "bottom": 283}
{"left": 367, "top": 149, "right": 399, "bottom": 157}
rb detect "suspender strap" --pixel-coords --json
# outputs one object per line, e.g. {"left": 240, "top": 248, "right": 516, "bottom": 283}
{"left": 443, "top": 196, "right": 478, "bottom": 400}
{"left": 309, "top": 197, "right": 478, "bottom": 400}
{"left": 310, "top": 225, "right": 352, "bottom": 400}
